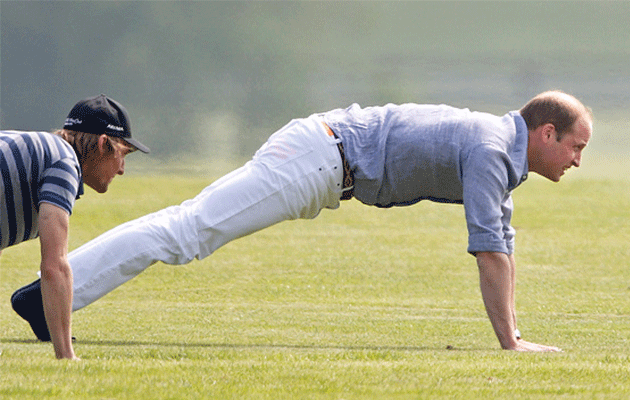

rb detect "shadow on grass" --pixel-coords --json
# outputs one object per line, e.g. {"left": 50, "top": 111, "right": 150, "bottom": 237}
{"left": 0, "top": 337, "right": 468, "bottom": 352}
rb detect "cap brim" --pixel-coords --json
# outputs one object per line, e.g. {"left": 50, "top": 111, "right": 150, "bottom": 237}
{"left": 123, "top": 138, "right": 150, "bottom": 154}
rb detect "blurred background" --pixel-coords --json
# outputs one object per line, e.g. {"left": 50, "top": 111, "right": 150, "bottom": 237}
{"left": 1, "top": 1, "right": 629, "bottom": 177}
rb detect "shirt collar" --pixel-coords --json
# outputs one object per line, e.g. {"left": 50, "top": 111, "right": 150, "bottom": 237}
{"left": 509, "top": 111, "right": 529, "bottom": 187}
{"left": 76, "top": 177, "right": 84, "bottom": 200}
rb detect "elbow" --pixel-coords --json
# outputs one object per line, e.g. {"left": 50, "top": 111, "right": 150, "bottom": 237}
{"left": 475, "top": 251, "right": 505, "bottom": 264}
{"left": 40, "top": 259, "right": 72, "bottom": 281}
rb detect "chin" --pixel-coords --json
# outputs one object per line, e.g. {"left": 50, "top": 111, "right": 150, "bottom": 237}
{"left": 99, "top": 183, "right": 112, "bottom": 193}
{"left": 88, "top": 182, "right": 109, "bottom": 193}
{"left": 542, "top": 174, "right": 561, "bottom": 183}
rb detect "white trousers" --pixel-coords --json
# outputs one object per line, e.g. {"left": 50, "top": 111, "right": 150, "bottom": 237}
{"left": 71, "top": 115, "right": 344, "bottom": 311}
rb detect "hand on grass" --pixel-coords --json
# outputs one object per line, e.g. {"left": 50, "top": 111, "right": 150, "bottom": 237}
{"left": 511, "top": 339, "right": 562, "bottom": 352}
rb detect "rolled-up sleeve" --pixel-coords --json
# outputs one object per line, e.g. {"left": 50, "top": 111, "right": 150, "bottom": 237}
{"left": 462, "top": 145, "right": 515, "bottom": 255}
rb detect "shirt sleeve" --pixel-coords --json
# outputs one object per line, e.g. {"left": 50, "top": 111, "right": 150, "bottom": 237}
{"left": 462, "top": 144, "right": 515, "bottom": 255}
{"left": 38, "top": 158, "right": 81, "bottom": 215}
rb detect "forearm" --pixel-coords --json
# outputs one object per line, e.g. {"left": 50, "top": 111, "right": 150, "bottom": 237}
{"left": 476, "top": 251, "right": 518, "bottom": 349}
{"left": 37, "top": 203, "right": 77, "bottom": 360}
{"left": 40, "top": 260, "right": 76, "bottom": 359}
{"left": 507, "top": 253, "right": 517, "bottom": 334}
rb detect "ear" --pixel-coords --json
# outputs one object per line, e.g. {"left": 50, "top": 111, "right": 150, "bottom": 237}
{"left": 96, "top": 134, "right": 109, "bottom": 154}
{"left": 539, "top": 123, "right": 557, "bottom": 143}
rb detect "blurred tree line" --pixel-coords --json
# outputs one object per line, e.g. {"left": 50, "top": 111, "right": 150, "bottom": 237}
{"left": 2, "top": 1, "right": 629, "bottom": 160}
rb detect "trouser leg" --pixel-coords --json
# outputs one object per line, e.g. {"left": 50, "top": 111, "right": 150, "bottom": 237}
{"left": 71, "top": 116, "right": 343, "bottom": 311}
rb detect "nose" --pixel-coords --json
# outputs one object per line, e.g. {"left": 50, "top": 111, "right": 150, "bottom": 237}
{"left": 573, "top": 152, "right": 582, "bottom": 167}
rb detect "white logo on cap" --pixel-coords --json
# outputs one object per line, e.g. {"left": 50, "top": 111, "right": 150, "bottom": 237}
{"left": 65, "top": 118, "right": 82, "bottom": 125}
{"left": 107, "top": 124, "right": 124, "bottom": 132}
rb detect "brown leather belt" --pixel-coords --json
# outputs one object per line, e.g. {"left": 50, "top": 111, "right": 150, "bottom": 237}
{"left": 322, "top": 122, "right": 354, "bottom": 200}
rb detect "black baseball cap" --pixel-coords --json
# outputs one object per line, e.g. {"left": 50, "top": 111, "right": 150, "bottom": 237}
{"left": 63, "top": 94, "right": 150, "bottom": 154}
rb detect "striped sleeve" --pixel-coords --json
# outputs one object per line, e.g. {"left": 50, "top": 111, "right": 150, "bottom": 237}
{"left": 39, "top": 157, "right": 81, "bottom": 215}
{"left": 1, "top": 130, "right": 81, "bottom": 250}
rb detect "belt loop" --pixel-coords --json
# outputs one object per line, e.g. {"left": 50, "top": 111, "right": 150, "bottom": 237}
{"left": 321, "top": 121, "right": 354, "bottom": 200}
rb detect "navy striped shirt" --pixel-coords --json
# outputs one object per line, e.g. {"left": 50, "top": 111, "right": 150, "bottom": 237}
{"left": 1, "top": 130, "right": 83, "bottom": 250}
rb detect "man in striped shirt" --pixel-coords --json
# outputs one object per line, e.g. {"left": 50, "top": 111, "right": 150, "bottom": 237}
{"left": 1, "top": 94, "right": 149, "bottom": 359}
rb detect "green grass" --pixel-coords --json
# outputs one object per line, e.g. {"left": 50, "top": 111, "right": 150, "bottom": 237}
{"left": 2, "top": 171, "right": 630, "bottom": 399}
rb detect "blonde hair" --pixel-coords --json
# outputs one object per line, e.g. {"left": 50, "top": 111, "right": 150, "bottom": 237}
{"left": 53, "top": 129, "right": 135, "bottom": 163}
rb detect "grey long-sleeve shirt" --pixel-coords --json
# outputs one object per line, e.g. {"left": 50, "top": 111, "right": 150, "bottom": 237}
{"left": 323, "top": 103, "right": 529, "bottom": 255}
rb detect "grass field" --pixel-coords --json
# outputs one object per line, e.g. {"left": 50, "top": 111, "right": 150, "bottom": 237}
{"left": 1, "top": 166, "right": 630, "bottom": 399}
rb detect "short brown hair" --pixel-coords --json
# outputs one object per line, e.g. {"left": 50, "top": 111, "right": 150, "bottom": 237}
{"left": 53, "top": 129, "right": 135, "bottom": 164}
{"left": 520, "top": 90, "right": 592, "bottom": 141}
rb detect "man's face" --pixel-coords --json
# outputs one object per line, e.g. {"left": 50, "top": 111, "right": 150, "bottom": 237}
{"left": 537, "top": 117, "right": 592, "bottom": 182}
{"left": 83, "top": 143, "right": 131, "bottom": 193}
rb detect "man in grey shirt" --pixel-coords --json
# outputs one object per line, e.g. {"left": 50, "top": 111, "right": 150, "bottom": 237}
{"left": 12, "top": 90, "right": 591, "bottom": 355}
